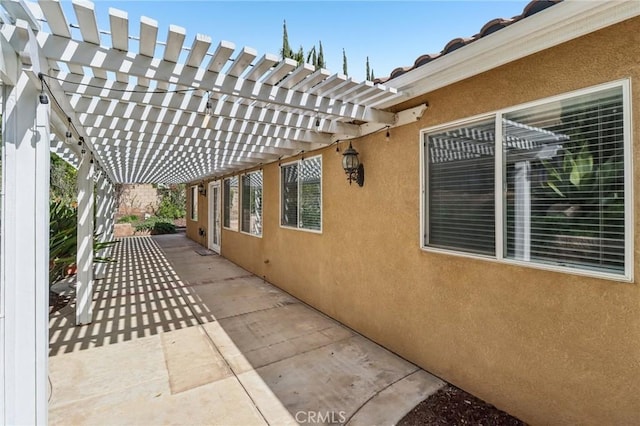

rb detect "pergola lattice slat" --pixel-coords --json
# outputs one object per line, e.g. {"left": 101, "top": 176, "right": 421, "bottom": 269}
{"left": 2, "top": 0, "right": 402, "bottom": 183}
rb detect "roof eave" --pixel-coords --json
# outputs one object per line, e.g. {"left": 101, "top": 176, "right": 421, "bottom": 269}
{"left": 378, "top": 0, "right": 640, "bottom": 110}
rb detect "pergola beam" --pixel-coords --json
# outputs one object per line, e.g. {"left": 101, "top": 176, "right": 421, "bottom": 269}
{"left": 30, "top": 29, "right": 397, "bottom": 124}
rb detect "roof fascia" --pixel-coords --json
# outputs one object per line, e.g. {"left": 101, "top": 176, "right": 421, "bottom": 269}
{"left": 378, "top": 1, "right": 640, "bottom": 109}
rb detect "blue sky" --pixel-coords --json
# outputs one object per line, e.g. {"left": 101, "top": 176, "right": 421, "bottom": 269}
{"left": 65, "top": 1, "right": 531, "bottom": 82}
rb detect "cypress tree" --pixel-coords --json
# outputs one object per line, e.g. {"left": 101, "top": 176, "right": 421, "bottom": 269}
{"left": 342, "top": 48, "right": 348, "bottom": 76}
{"left": 317, "top": 41, "right": 325, "bottom": 68}
{"left": 306, "top": 46, "right": 317, "bottom": 66}
{"left": 294, "top": 46, "right": 304, "bottom": 64}
{"left": 281, "top": 20, "right": 293, "bottom": 59}
{"left": 371, "top": 69, "right": 375, "bottom": 80}
{"left": 366, "top": 56, "right": 371, "bottom": 81}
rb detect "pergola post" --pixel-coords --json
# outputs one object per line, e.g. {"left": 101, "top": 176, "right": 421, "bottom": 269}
{"left": 107, "top": 181, "right": 115, "bottom": 242}
{"left": 76, "top": 150, "right": 95, "bottom": 325}
{"left": 94, "top": 171, "right": 108, "bottom": 279}
{"left": 1, "top": 73, "right": 50, "bottom": 425}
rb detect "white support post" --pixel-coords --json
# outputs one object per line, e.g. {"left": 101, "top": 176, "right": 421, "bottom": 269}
{"left": 76, "top": 151, "right": 95, "bottom": 325}
{"left": 106, "top": 180, "right": 115, "bottom": 242}
{"left": 1, "top": 72, "right": 49, "bottom": 425}
{"left": 514, "top": 160, "right": 531, "bottom": 261}
{"left": 94, "top": 171, "right": 108, "bottom": 279}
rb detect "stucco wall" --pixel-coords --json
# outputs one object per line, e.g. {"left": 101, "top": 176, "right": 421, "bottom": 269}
{"left": 187, "top": 18, "right": 640, "bottom": 425}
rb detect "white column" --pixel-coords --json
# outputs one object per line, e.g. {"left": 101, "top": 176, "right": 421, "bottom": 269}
{"left": 1, "top": 73, "right": 49, "bottom": 425}
{"left": 76, "top": 151, "right": 95, "bottom": 325}
{"left": 94, "top": 171, "right": 108, "bottom": 279}
{"left": 514, "top": 161, "right": 531, "bottom": 261}
{"left": 106, "top": 180, "right": 115, "bottom": 242}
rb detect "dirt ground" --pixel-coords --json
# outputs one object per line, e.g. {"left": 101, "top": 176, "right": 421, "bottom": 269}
{"left": 398, "top": 385, "right": 526, "bottom": 426}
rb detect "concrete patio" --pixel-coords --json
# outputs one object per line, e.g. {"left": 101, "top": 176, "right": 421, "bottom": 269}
{"left": 48, "top": 233, "right": 444, "bottom": 425}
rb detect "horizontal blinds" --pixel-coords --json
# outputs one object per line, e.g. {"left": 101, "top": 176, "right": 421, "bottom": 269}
{"left": 224, "top": 176, "right": 238, "bottom": 230}
{"left": 281, "top": 163, "right": 298, "bottom": 227}
{"left": 504, "top": 86, "right": 624, "bottom": 273}
{"left": 241, "top": 175, "right": 251, "bottom": 232}
{"left": 426, "top": 119, "right": 496, "bottom": 255}
{"left": 299, "top": 157, "right": 322, "bottom": 231}
{"left": 251, "top": 172, "right": 263, "bottom": 236}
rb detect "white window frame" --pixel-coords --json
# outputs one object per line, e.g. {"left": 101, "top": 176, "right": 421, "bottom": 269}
{"left": 420, "top": 79, "right": 633, "bottom": 282}
{"left": 279, "top": 155, "right": 323, "bottom": 234}
{"left": 190, "top": 185, "right": 198, "bottom": 221}
{"left": 240, "top": 170, "right": 263, "bottom": 238}
{"left": 223, "top": 176, "right": 239, "bottom": 232}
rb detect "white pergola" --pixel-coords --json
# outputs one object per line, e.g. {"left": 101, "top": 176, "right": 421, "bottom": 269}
{"left": 2, "top": 0, "right": 634, "bottom": 423}
{"left": 4, "top": 0, "right": 404, "bottom": 184}
{"left": 0, "top": 0, "right": 418, "bottom": 423}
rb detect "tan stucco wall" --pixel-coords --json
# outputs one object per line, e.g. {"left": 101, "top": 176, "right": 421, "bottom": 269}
{"left": 186, "top": 187, "right": 208, "bottom": 246}
{"left": 187, "top": 18, "right": 640, "bottom": 425}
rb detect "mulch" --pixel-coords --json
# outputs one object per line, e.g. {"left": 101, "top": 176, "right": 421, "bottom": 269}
{"left": 397, "top": 384, "right": 526, "bottom": 426}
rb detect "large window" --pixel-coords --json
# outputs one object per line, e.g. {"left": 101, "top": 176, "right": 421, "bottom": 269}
{"left": 281, "top": 156, "right": 322, "bottom": 231}
{"left": 223, "top": 176, "right": 239, "bottom": 231}
{"left": 241, "top": 171, "right": 262, "bottom": 236}
{"left": 423, "top": 82, "right": 630, "bottom": 279}
{"left": 190, "top": 185, "right": 198, "bottom": 221}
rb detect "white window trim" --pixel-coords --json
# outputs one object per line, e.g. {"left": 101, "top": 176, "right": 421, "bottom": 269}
{"left": 240, "top": 170, "right": 263, "bottom": 238}
{"left": 190, "top": 185, "right": 198, "bottom": 221}
{"left": 279, "top": 155, "right": 323, "bottom": 234}
{"left": 419, "top": 79, "right": 633, "bottom": 282}
{"left": 223, "top": 176, "right": 239, "bottom": 232}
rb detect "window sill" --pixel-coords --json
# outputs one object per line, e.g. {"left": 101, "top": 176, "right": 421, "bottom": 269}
{"left": 279, "top": 224, "right": 323, "bottom": 235}
{"left": 420, "top": 246, "right": 633, "bottom": 283}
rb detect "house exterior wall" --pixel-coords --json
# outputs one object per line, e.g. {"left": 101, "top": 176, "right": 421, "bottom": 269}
{"left": 186, "top": 187, "right": 208, "bottom": 245}
{"left": 187, "top": 18, "right": 640, "bottom": 425}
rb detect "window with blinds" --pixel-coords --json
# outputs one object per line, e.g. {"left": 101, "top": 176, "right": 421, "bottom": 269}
{"left": 223, "top": 176, "right": 238, "bottom": 231}
{"left": 504, "top": 85, "right": 625, "bottom": 274}
{"left": 241, "top": 171, "right": 262, "bottom": 236}
{"left": 280, "top": 156, "right": 322, "bottom": 231}
{"left": 426, "top": 119, "right": 496, "bottom": 255}
{"left": 423, "top": 81, "right": 629, "bottom": 278}
{"left": 190, "top": 185, "right": 198, "bottom": 221}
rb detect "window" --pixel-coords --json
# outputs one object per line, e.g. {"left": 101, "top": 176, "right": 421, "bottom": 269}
{"left": 223, "top": 176, "right": 239, "bottom": 231}
{"left": 281, "top": 156, "right": 322, "bottom": 231}
{"left": 241, "top": 171, "right": 262, "bottom": 236}
{"left": 190, "top": 185, "right": 198, "bottom": 221}
{"left": 423, "top": 82, "right": 630, "bottom": 279}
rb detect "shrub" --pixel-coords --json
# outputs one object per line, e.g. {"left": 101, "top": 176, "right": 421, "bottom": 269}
{"left": 117, "top": 214, "right": 139, "bottom": 223}
{"left": 156, "top": 184, "right": 186, "bottom": 219}
{"left": 49, "top": 200, "right": 118, "bottom": 285}
{"left": 134, "top": 217, "right": 176, "bottom": 234}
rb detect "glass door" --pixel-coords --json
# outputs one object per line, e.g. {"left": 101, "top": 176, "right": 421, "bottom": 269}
{"left": 208, "top": 181, "right": 221, "bottom": 253}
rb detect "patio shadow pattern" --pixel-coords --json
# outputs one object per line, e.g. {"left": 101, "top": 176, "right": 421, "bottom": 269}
{"left": 48, "top": 234, "right": 444, "bottom": 425}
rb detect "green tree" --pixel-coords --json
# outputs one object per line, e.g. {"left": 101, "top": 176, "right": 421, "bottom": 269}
{"left": 317, "top": 41, "right": 325, "bottom": 68}
{"left": 306, "top": 46, "right": 317, "bottom": 67}
{"left": 281, "top": 20, "right": 293, "bottom": 59}
{"left": 50, "top": 152, "right": 77, "bottom": 204}
{"left": 293, "top": 45, "right": 305, "bottom": 65}
{"left": 342, "top": 48, "right": 348, "bottom": 76}
{"left": 366, "top": 56, "right": 371, "bottom": 81}
{"left": 156, "top": 183, "right": 186, "bottom": 219}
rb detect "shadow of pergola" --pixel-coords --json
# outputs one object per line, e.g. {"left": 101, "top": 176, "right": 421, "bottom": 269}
{"left": 49, "top": 236, "right": 216, "bottom": 356}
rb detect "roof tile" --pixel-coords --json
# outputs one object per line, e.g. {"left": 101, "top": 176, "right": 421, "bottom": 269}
{"left": 376, "top": 0, "right": 562, "bottom": 84}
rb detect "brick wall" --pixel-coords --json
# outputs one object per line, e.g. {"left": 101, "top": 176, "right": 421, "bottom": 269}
{"left": 116, "top": 184, "right": 159, "bottom": 218}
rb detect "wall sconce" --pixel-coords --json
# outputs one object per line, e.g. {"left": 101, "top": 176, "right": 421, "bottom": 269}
{"left": 198, "top": 182, "right": 207, "bottom": 196}
{"left": 342, "top": 142, "right": 364, "bottom": 187}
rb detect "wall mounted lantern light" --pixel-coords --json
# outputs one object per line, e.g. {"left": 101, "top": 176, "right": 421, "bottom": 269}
{"left": 342, "top": 142, "right": 364, "bottom": 187}
{"left": 198, "top": 182, "right": 207, "bottom": 196}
